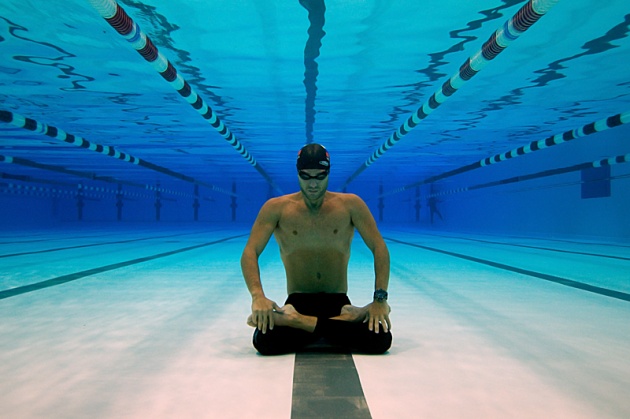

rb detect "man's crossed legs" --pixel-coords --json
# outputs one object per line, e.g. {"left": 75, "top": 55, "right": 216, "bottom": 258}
{"left": 248, "top": 293, "right": 392, "bottom": 355}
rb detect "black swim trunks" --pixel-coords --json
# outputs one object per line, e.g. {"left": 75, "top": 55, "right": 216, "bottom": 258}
{"left": 252, "top": 292, "right": 392, "bottom": 355}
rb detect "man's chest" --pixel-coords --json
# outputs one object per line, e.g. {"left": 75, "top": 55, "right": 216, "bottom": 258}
{"left": 275, "top": 207, "right": 353, "bottom": 245}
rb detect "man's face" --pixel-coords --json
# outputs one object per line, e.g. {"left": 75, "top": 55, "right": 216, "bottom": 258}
{"left": 298, "top": 169, "right": 329, "bottom": 200}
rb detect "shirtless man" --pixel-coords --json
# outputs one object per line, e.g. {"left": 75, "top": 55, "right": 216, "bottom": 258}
{"left": 241, "top": 143, "right": 392, "bottom": 355}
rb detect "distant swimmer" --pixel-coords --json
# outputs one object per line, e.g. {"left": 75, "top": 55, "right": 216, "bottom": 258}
{"left": 241, "top": 144, "right": 392, "bottom": 355}
{"left": 428, "top": 196, "right": 443, "bottom": 225}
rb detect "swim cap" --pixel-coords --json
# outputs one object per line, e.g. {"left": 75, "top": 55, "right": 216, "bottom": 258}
{"left": 296, "top": 143, "right": 330, "bottom": 171}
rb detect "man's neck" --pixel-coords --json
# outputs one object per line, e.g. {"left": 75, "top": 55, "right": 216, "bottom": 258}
{"left": 302, "top": 192, "right": 326, "bottom": 212}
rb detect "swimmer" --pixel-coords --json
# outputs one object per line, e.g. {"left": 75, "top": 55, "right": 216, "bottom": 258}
{"left": 241, "top": 143, "right": 392, "bottom": 355}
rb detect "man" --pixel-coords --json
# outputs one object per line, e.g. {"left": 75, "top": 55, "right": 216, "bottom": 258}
{"left": 241, "top": 143, "right": 392, "bottom": 355}
{"left": 428, "top": 196, "right": 443, "bottom": 224}
{"left": 428, "top": 184, "right": 443, "bottom": 225}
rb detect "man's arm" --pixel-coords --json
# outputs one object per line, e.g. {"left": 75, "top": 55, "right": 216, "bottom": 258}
{"left": 348, "top": 194, "right": 391, "bottom": 333}
{"left": 241, "top": 199, "right": 282, "bottom": 334}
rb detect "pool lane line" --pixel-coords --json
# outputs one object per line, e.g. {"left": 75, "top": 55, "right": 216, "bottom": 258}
{"left": 384, "top": 237, "right": 630, "bottom": 303}
{"left": 409, "top": 233, "right": 630, "bottom": 262}
{"left": 0, "top": 230, "right": 241, "bottom": 259}
{"left": 0, "top": 234, "right": 247, "bottom": 300}
{"left": 0, "top": 226, "right": 243, "bottom": 245}
{"left": 0, "top": 230, "right": 137, "bottom": 245}
{"left": 502, "top": 236, "right": 630, "bottom": 249}
{"left": 292, "top": 351, "right": 371, "bottom": 419}
{"left": 447, "top": 237, "right": 630, "bottom": 261}
{"left": 386, "top": 229, "right": 630, "bottom": 250}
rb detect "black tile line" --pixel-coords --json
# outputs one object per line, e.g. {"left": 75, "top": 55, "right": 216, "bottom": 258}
{"left": 291, "top": 351, "right": 372, "bottom": 419}
{"left": 390, "top": 229, "right": 630, "bottom": 249}
{"left": 0, "top": 234, "right": 247, "bottom": 300}
{"left": 420, "top": 233, "right": 630, "bottom": 262}
{"left": 0, "top": 226, "right": 236, "bottom": 245}
{"left": 0, "top": 230, "right": 239, "bottom": 258}
{"left": 384, "top": 237, "right": 630, "bottom": 303}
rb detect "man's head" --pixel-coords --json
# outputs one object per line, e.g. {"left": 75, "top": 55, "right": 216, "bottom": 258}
{"left": 296, "top": 143, "right": 330, "bottom": 200}
{"left": 296, "top": 143, "right": 330, "bottom": 172}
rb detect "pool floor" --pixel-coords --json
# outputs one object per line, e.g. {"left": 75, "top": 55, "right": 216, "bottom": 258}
{"left": 1, "top": 225, "right": 629, "bottom": 418}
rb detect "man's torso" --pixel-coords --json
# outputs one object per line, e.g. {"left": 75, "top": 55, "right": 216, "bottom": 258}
{"left": 273, "top": 192, "right": 355, "bottom": 293}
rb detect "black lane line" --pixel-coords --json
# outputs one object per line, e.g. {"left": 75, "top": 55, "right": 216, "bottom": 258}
{"left": 421, "top": 234, "right": 630, "bottom": 262}
{"left": 386, "top": 229, "right": 630, "bottom": 250}
{"left": 0, "top": 234, "right": 247, "bottom": 300}
{"left": 0, "top": 229, "right": 150, "bottom": 245}
{"left": 385, "top": 237, "right": 630, "bottom": 303}
{"left": 0, "top": 231, "right": 227, "bottom": 258}
{"left": 292, "top": 351, "right": 371, "bottom": 419}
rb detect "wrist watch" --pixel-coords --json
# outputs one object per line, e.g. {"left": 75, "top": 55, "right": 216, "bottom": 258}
{"left": 373, "top": 288, "right": 388, "bottom": 302}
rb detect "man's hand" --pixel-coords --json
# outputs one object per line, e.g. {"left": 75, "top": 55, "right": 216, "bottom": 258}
{"left": 365, "top": 300, "right": 391, "bottom": 334}
{"left": 251, "top": 296, "right": 282, "bottom": 334}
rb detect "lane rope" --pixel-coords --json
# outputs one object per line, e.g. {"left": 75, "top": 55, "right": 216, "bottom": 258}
{"left": 383, "top": 110, "right": 630, "bottom": 197}
{"left": 86, "top": 0, "right": 281, "bottom": 193}
{"left": 342, "top": 0, "right": 561, "bottom": 188}
{"left": 0, "top": 109, "right": 236, "bottom": 196}
{"left": 430, "top": 152, "right": 630, "bottom": 198}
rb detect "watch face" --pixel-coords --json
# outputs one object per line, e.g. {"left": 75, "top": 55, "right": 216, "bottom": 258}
{"left": 374, "top": 290, "right": 388, "bottom": 300}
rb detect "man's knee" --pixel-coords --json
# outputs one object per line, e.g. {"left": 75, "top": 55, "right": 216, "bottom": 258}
{"left": 353, "top": 322, "right": 392, "bottom": 354}
{"left": 253, "top": 329, "right": 280, "bottom": 356}
{"left": 252, "top": 327, "right": 312, "bottom": 356}
{"left": 368, "top": 331, "right": 392, "bottom": 354}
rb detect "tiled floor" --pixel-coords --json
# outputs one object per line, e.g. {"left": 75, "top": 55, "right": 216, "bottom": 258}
{"left": 1, "top": 224, "right": 629, "bottom": 418}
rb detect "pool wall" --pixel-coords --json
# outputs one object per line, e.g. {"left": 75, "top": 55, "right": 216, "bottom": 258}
{"left": 2, "top": 120, "right": 627, "bottom": 241}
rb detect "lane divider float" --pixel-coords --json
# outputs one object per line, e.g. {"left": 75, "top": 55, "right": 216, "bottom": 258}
{"left": 384, "top": 110, "right": 630, "bottom": 196}
{"left": 431, "top": 153, "right": 630, "bottom": 198}
{"left": 86, "top": 0, "right": 281, "bottom": 194}
{"left": 0, "top": 109, "right": 236, "bottom": 196}
{"left": 342, "top": 0, "right": 561, "bottom": 188}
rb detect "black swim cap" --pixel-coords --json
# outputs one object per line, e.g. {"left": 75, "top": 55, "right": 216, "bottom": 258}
{"left": 296, "top": 143, "right": 330, "bottom": 171}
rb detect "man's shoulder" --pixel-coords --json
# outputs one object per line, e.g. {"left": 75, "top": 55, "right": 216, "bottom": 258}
{"left": 263, "top": 193, "right": 301, "bottom": 209}
{"left": 328, "top": 191, "right": 364, "bottom": 206}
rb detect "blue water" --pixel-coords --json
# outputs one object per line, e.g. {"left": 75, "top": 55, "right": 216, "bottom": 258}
{"left": 1, "top": 0, "right": 629, "bottom": 239}
{"left": 1, "top": 3, "right": 630, "bottom": 417}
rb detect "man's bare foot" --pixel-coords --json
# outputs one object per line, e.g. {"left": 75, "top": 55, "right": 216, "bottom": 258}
{"left": 331, "top": 304, "right": 369, "bottom": 322}
{"left": 246, "top": 304, "right": 302, "bottom": 328}
{"left": 272, "top": 304, "right": 298, "bottom": 327}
